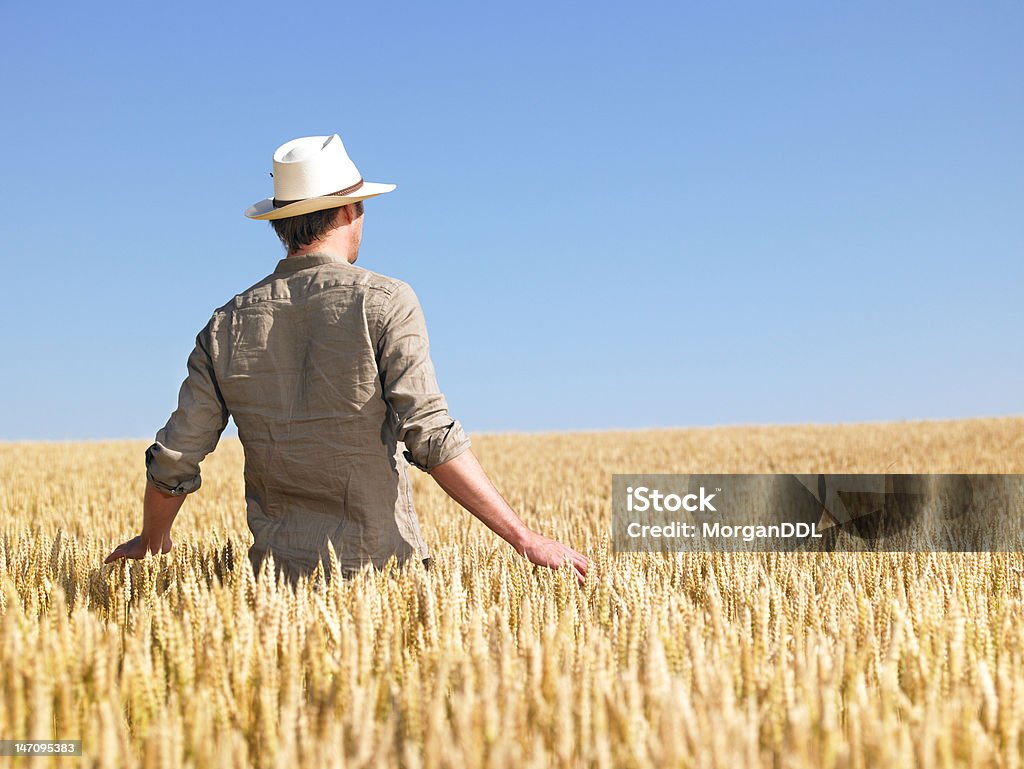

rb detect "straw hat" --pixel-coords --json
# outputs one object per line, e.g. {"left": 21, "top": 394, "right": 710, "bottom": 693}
{"left": 244, "top": 134, "right": 396, "bottom": 220}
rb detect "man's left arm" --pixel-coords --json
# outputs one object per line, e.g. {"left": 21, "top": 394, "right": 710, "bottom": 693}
{"left": 105, "top": 318, "right": 230, "bottom": 564}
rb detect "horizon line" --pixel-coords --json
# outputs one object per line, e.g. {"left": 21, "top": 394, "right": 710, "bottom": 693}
{"left": 2, "top": 413, "right": 1021, "bottom": 446}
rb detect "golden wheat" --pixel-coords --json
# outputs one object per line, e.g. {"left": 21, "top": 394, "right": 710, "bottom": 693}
{"left": 1, "top": 417, "right": 1023, "bottom": 768}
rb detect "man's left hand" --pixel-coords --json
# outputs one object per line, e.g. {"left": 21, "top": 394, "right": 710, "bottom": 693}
{"left": 104, "top": 534, "right": 172, "bottom": 564}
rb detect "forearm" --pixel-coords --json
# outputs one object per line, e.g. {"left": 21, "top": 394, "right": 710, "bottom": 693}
{"left": 428, "top": 449, "right": 532, "bottom": 552}
{"left": 140, "top": 480, "right": 187, "bottom": 549}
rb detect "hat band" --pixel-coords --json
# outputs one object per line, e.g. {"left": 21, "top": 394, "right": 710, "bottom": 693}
{"left": 272, "top": 178, "right": 365, "bottom": 208}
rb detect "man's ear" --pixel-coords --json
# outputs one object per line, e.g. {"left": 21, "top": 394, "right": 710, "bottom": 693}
{"left": 337, "top": 205, "right": 352, "bottom": 226}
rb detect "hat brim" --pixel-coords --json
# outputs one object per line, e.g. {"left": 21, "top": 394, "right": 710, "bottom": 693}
{"left": 244, "top": 181, "right": 396, "bottom": 220}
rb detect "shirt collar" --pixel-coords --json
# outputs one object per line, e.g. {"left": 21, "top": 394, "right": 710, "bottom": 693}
{"left": 273, "top": 251, "right": 350, "bottom": 274}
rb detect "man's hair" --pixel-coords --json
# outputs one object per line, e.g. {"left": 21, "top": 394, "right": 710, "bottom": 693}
{"left": 270, "top": 201, "right": 363, "bottom": 254}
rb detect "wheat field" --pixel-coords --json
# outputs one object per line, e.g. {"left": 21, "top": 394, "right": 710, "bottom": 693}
{"left": 1, "top": 417, "right": 1023, "bottom": 768}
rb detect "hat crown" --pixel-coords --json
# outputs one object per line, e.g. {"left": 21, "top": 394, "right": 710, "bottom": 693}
{"left": 271, "top": 134, "right": 361, "bottom": 201}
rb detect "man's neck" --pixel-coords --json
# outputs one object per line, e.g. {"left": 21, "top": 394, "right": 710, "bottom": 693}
{"left": 289, "top": 245, "right": 339, "bottom": 258}
{"left": 288, "top": 243, "right": 357, "bottom": 263}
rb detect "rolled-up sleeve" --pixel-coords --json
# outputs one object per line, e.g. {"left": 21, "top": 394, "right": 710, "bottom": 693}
{"left": 375, "top": 282, "right": 471, "bottom": 472}
{"left": 145, "top": 318, "right": 230, "bottom": 495}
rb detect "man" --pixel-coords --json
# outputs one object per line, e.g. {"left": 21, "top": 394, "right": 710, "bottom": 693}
{"left": 105, "top": 133, "right": 588, "bottom": 585}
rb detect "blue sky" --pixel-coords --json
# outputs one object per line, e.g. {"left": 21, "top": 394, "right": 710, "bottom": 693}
{"left": 1, "top": 0, "right": 1021, "bottom": 440}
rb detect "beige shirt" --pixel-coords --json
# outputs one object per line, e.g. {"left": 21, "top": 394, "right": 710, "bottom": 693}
{"left": 144, "top": 251, "right": 471, "bottom": 576}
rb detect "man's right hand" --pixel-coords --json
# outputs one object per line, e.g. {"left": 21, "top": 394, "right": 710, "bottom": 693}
{"left": 518, "top": 531, "right": 589, "bottom": 584}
